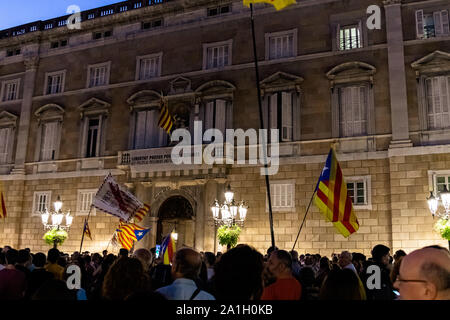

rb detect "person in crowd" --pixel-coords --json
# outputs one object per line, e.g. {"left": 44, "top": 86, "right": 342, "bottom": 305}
{"left": 204, "top": 252, "right": 216, "bottom": 281}
{"left": 289, "top": 250, "right": 301, "bottom": 278}
{"left": 362, "top": 244, "right": 396, "bottom": 300}
{"left": 149, "top": 257, "right": 173, "bottom": 291}
{"left": 32, "top": 279, "right": 76, "bottom": 300}
{"left": 133, "top": 248, "right": 153, "bottom": 273}
{"left": 298, "top": 265, "right": 318, "bottom": 300}
{"left": 156, "top": 248, "right": 214, "bottom": 300}
{"left": 102, "top": 257, "right": 150, "bottom": 300}
{"left": 393, "top": 250, "right": 406, "bottom": 263}
{"left": 213, "top": 244, "right": 264, "bottom": 300}
{"left": 45, "top": 248, "right": 64, "bottom": 280}
{"left": 315, "top": 256, "right": 331, "bottom": 288}
{"left": 352, "top": 252, "right": 366, "bottom": 276}
{"left": 26, "top": 252, "right": 54, "bottom": 299}
{"left": 102, "top": 250, "right": 108, "bottom": 258}
{"left": 15, "top": 249, "right": 32, "bottom": 281}
{"left": 0, "top": 251, "right": 5, "bottom": 271}
{"left": 299, "top": 254, "right": 305, "bottom": 266}
{"left": 338, "top": 251, "right": 366, "bottom": 299}
{"left": 90, "top": 253, "right": 116, "bottom": 300}
{"left": 395, "top": 246, "right": 450, "bottom": 300}
{"left": 119, "top": 248, "right": 129, "bottom": 259}
{"left": 319, "top": 269, "right": 364, "bottom": 300}
{"left": 261, "top": 250, "right": 302, "bottom": 300}
{"left": 0, "top": 249, "right": 27, "bottom": 300}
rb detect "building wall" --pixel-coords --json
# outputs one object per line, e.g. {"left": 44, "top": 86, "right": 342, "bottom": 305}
{"left": 1, "top": 0, "right": 450, "bottom": 255}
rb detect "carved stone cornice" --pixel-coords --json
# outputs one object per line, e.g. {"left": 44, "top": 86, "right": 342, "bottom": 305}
{"left": 383, "top": 0, "right": 402, "bottom": 6}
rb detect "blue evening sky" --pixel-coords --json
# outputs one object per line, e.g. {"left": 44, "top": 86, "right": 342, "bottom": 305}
{"left": 0, "top": 0, "right": 122, "bottom": 30}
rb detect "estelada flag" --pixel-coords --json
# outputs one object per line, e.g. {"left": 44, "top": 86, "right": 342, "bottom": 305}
{"left": 83, "top": 219, "right": 92, "bottom": 240}
{"left": 92, "top": 173, "right": 143, "bottom": 223}
{"left": 313, "top": 148, "right": 360, "bottom": 237}
{"left": 160, "top": 232, "right": 176, "bottom": 265}
{"left": 158, "top": 97, "right": 174, "bottom": 135}
{"left": 0, "top": 180, "right": 6, "bottom": 219}
{"left": 243, "top": 0, "right": 296, "bottom": 11}
{"left": 116, "top": 221, "right": 150, "bottom": 250}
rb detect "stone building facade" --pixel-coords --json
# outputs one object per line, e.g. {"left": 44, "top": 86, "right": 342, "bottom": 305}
{"left": 0, "top": 0, "right": 449, "bottom": 256}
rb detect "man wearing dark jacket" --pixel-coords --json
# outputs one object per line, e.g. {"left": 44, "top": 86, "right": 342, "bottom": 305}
{"left": 362, "top": 244, "right": 396, "bottom": 300}
{"left": 27, "top": 253, "right": 54, "bottom": 299}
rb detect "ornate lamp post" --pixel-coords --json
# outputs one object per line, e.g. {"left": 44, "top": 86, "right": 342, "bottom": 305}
{"left": 211, "top": 185, "right": 248, "bottom": 227}
{"left": 41, "top": 195, "right": 73, "bottom": 248}
{"left": 427, "top": 186, "right": 450, "bottom": 249}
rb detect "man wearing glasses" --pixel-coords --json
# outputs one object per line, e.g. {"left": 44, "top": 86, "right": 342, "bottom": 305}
{"left": 395, "top": 246, "right": 450, "bottom": 300}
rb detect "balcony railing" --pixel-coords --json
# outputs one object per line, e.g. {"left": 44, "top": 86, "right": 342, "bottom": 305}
{"left": 0, "top": 0, "right": 169, "bottom": 39}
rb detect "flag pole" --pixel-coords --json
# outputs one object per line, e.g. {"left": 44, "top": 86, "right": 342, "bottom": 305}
{"left": 292, "top": 191, "right": 316, "bottom": 251}
{"left": 250, "top": 3, "right": 276, "bottom": 249}
{"left": 79, "top": 205, "right": 93, "bottom": 253}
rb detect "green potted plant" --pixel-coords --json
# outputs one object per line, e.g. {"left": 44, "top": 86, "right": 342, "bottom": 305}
{"left": 217, "top": 224, "right": 241, "bottom": 250}
{"left": 43, "top": 227, "right": 68, "bottom": 249}
{"left": 434, "top": 218, "right": 450, "bottom": 241}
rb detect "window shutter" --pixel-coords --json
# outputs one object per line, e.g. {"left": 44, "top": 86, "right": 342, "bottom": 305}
{"left": 416, "top": 10, "right": 424, "bottom": 38}
{"left": 281, "top": 92, "right": 293, "bottom": 141}
{"left": 442, "top": 10, "right": 450, "bottom": 35}
{"left": 262, "top": 96, "right": 269, "bottom": 130}
{"left": 441, "top": 77, "right": 449, "bottom": 126}
{"left": 269, "top": 37, "right": 276, "bottom": 59}
{"left": 292, "top": 92, "right": 301, "bottom": 141}
{"left": 135, "top": 111, "right": 147, "bottom": 149}
{"left": 434, "top": 11, "right": 443, "bottom": 36}
{"left": 358, "top": 20, "right": 363, "bottom": 47}
{"left": 225, "top": 101, "right": 233, "bottom": 130}
{"left": 205, "top": 101, "right": 214, "bottom": 131}
{"left": 41, "top": 123, "right": 52, "bottom": 160}
{"left": 189, "top": 106, "right": 196, "bottom": 143}
{"left": 270, "top": 93, "right": 278, "bottom": 130}
{"left": 215, "top": 99, "right": 226, "bottom": 135}
{"left": 426, "top": 78, "right": 435, "bottom": 129}
{"left": 0, "top": 128, "right": 10, "bottom": 163}
{"left": 49, "top": 122, "right": 58, "bottom": 160}
{"left": 148, "top": 110, "right": 160, "bottom": 148}
{"left": 336, "top": 23, "right": 341, "bottom": 50}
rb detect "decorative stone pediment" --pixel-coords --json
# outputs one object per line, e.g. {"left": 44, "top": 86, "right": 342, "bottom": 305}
{"left": 327, "top": 61, "right": 376, "bottom": 87}
{"left": 34, "top": 104, "right": 65, "bottom": 124}
{"left": 260, "top": 71, "right": 303, "bottom": 95}
{"left": 195, "top": 80, "right": 236, "bottom": 100}
{"left": 169, "top": 76, "right": 192, "bottom": 95}
{"left": 78, "top": 97, "right": 110, "bottom": 119}
{"left": 411, "top": 51, "right": 450, "bottom": 77}
{"left": 0, "top": 110, "right": 18, "bottom": 128}
{"left": 127, "top": 90, "right": 162, "bottom": 110}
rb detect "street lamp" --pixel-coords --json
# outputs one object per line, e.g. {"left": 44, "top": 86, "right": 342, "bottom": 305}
{"left": 41, "top": 195, "right": 73, "bottom": 231}
{"left": 211, "top": 185, "right": 248, "bottom": 227}
{"left": 427, "top": 187, "right": 450, "bottom": 249}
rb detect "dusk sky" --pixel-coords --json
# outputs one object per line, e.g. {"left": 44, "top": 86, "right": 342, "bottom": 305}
{"left": 0, "top": 0, "right": 122, "bottom": 30}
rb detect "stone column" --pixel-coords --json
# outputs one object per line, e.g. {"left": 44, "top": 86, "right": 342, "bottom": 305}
{"left": 193, "top": 185, "right": 205, "bottom": 251}
{"left": 383, "top": 0, "right": 412, "bottom": 148}
{"left": 134, "top": 182, "right": 155, "bottom": 249}
{"left": 12, "top": 55, "right": 39, "bottom": 175}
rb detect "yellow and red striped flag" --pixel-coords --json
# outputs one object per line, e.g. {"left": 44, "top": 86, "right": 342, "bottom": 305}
{"left": 116, "top": 221, "right": 150, "bottom": 250}
{"left": 158, "top": 98, "right": 174, "bottom": 135}
{"left": 161, "top": 233, "right": 176, "bottom": 265}
{"left": 243, "top": 0, "right": 296, "bottom": 11}
{"left": 83, "top": 219, "right": 92, "bottom": 240}
{"left": 0, "top": 180, "right": 7, "bottom": 219}
{"left": 133, "top": 204, "right": 150, "bottom": 223}
{"left": 313, "top": 149, "right": 360, "bottom": 237}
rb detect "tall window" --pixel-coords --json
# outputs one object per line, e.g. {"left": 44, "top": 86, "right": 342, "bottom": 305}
{"left": 268, "top": 33, "right": 294, "bottom": 60}
{"left": 134, "top": 110, "right": 167, "bottom": 149}
{"left": 203, "top": 99, "right": 233, "bottom": 135}
{"left": 416, "top": 10, "right": 450, "bottom": 39}
{"left": 45, "top": 71, "right": 65, "bottom": 95}
{"left": 0, "top": 127, "right": 12, "bottom": 164}
{"left": 339, "top": 24, "right": 362, "bottom": 50}
{"left": 137, "top": 54, "right": 161, "bottom": 80}
{"left": 268, "top": 92, "right": 294, "bottom": 142}
{"left": 77, "top": 189, "right": 97, "bottom": 215}
{"left": 86, "top": 118, "right": 99, "bottom": 158}
{"left": 203, "top": 40, "right": 232, "bottom": 70}
{"left": 1, "top": 79, "right": 20, "bottom": 101}
{"left": 88, "top": 62, "right": 110, "bottom": 87}
{"left": 267, "top": 181, "right": 295, "bottom": 212}
{"left": 32, "top": 191, "right": 51, "bottom": 215}
{"left": 339, "top": 86, "right": 367, "bottom": 137}
{"left": 426, "top": 76, "right": 450, "bottom": 130}
{"left": 40, "top": 122, "right": 59, "bottom": 161}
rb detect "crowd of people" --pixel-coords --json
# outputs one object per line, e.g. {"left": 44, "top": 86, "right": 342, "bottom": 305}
{"left": 0, "top": 243, "right": 448, "bottom": 300}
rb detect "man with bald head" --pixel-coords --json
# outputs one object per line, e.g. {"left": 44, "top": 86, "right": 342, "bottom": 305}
{"left": 395, "top": 246, "right": 450, "bottom": 300}
{"left": 132, "top": 248, "right": 153, "bottom": 272}
{"left": 156, "top": 248, "right": 215, "bottom": 300}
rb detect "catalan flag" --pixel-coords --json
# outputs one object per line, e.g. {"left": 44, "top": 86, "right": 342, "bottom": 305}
{"left": 158, "top": 98, "right": 174, "bottom": 135}
{"left": 0, "top": 180, "right": 6, "bottom": 219}
{"left": 133, "top": 204, "right": 150, "bottom": 223}
{"left": 313, "top": 149, "right": 360, "bottom": 237}
{"left": 116, "top": 221, "right": 150, "bottom": 250}
{"left": 160, "top": 233, "right": 176, "bottom": 265}
{"left": 83, "top": 219, "right": 92, "bottom": 240}
{"left": 243, "top": 0, "right": 296, "bottom": 11}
